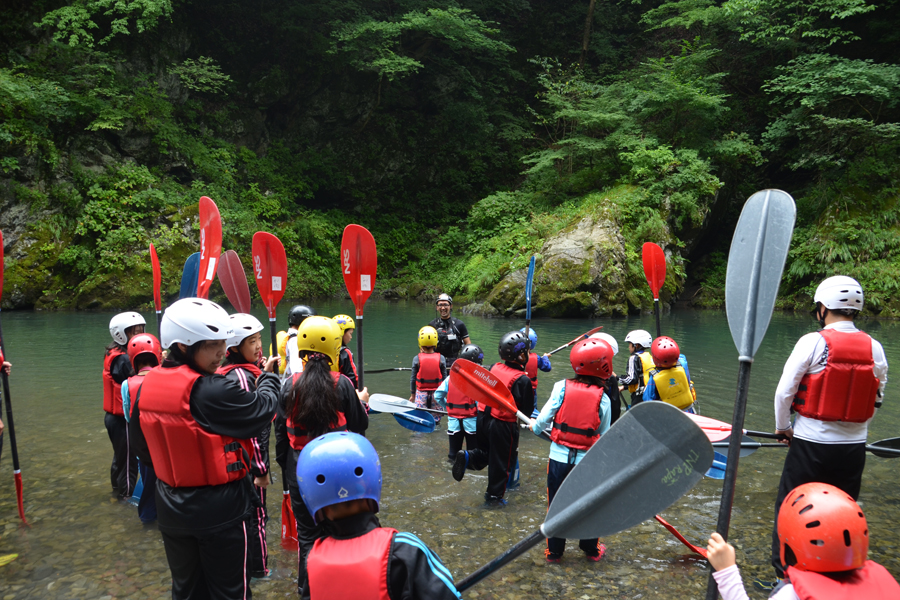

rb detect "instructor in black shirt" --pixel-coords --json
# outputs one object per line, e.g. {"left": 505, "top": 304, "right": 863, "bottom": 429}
{"left": 428, "top": 293, "right": 471, "bottom": 366}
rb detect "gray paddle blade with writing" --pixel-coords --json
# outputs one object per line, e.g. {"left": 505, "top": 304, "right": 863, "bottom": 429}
{"left": 543, "top": 402, "right": 712, "bottom": 540}
{"left": 725, "top": 190, "right": 796, "bottom": 359}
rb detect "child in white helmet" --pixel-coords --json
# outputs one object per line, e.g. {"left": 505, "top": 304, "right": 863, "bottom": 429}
{"left": 617, "top": 329, "right": 655, "bottom": 409}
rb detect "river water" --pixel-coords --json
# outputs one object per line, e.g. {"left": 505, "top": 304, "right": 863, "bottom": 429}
{"left": 1, "top": 300, "right": 899, "bottom": 599}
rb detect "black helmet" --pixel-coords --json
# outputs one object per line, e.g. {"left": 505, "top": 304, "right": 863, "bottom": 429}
{"left": 435, "top": 293, "right": 452, "bottom": 306}
{"left": 459, "top": 344, "right": 484, "bottom": 365}
{"left": 289, "top": 305, "right": 315, "bottom": 327}
{"left": 498, "top": 331, "right": 529, "bottom": 362}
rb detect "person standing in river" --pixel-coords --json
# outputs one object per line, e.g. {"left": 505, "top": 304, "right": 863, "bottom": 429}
{"left": 428, "top": 293, "right": 471, "bottom": 367}
{"left": 759, "top": 276, "right": 888, "bottom": 590}
{"left": 131, "top": 298, "right": 280, "bottom": 600}
{"left": 334, "top": 314, "right": 359, "bottom": 389}
{"left": 409, "top": 326, "right": 448, "bottom": 424}
{"left": 103, "top": 311, "right": 145, "bottom": 500}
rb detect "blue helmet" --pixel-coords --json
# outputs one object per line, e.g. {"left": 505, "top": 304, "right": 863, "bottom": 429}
{"left": 519, "top": 327, "right": 538, "bottom": 350}
{"left": 296, "top": 432, "right": 382, "bottom": 523}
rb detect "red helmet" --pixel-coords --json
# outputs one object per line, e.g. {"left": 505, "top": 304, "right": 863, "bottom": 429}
{"left": 778, "top": 482, "right": 868, "bottom": 572}
{"left": 127, "top": 333, "right": 162, "bottom": 369}
{"left": 651, "top": 336, "right": 680, "bottom": 368}
{"left": 570, "top": 338, "right": 613, "bottom": 379}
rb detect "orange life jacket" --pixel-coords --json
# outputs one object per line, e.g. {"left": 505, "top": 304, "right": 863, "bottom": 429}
{"left": 549, "top": 380, "right": 604, "bottom": 450}
{"left": 307, "top": 527, "right": 397, "bottom": 600}
{"left": 525, "top": 352, "right": 538, "bottom": 392}
{"left": 787, "top": 561, "right": 900, "bottom": 600}
{"left": 415, "top": 353, "right": 443, "bottom": 392}
{"left": 103, "top": 348, "right": 126, "bottom": 416}
{"left": 488, "top": 362, "right": 526, "bottom": 423}
{"left": 446, "top": 379, "right": 477, "bottom": 418}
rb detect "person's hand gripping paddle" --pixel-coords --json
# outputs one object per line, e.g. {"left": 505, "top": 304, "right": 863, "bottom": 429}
{"left": 251, "top": 232, "right": 288, "bottom": 365}
{"left": 196, "top": 196, "right": 222, "bottom": 300}
{"left": 455, "top": 401, "right": 712, "bottom": 591}
{"left": 704, "top": 190, "right": 796, "bottom": 600}
{"left": 150, "top": 243, "right": 163, "bottom": 333}
{"left": 0, "top": 231, "right": 28, "bottom": 525}
{"left": 217, "top": 250, "right": 252, "bottom": 313}
{"left": 642, "top": 242, "right": 666, "bottom": 338}
{"left": 341, "top": 225, "right": 377, "bottom": 391}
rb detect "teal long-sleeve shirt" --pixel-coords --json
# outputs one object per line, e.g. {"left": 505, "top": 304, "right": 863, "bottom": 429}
{"left": 531, "top": 379, "right": 610, "bottom": 465}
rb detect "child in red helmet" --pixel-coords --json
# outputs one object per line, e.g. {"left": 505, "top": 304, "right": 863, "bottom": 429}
{"left": 642, "top": 336, "right": 696, "bottom": 413}
{"left": 707, "top": 481, "right": 900, "bottom": 599}
{"left": 529, "top": 337, "right": 613, "bottom": 563}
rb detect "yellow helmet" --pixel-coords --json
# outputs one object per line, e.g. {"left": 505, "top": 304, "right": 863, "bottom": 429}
{"left": 296, "top": 316, "right": 342, "bottom": 367}
{"left": 333, "top": 314, "right": 356, "bottom": 332}
{"left": 418, "top": 326, "right": 438, "bottom": 349}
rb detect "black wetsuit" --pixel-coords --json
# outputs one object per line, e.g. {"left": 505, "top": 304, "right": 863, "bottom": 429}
{"left": 105, "top": 351, "right": 137, "bottom": 498}
{"left": 428, "top": 316, "right": 469, "bottom": 366}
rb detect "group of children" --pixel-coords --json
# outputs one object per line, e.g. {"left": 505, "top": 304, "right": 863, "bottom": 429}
{"left": 101, "top": 305, "right": 900, "bottom": 599}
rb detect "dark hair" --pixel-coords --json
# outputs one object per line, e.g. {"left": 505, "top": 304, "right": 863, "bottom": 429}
{"left": 132, "top": 354, "right": 159, "bottom": 372}
{"left": 105, "top": 341, "right": 126, "bottom": 356}
{"left": 166, "top": 341, "right": 205, "bottom": 370}
{"left": 286, "top": 355, "right": 340, "bottom": 439}
{"left": 570, "top": 374, "right": 606, "bottom": 388}
{"left": 221, "top": 347, "right": 250, "bottom": 367}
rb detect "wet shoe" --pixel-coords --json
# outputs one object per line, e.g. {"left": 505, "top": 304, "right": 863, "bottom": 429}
{"left": 483, "top": 495, "right": 507, "bottom": 508}
{"left": 452, "top": 451, "right": 468, "bottom": 482}
{"left": 752, "top": 576, "right": 783, "bottom": 591}
{"left": 545, "top": 554, "right": 562, "bottom": 564}
{"left": 586, "top": 543, "right": 607, "bottom": 562}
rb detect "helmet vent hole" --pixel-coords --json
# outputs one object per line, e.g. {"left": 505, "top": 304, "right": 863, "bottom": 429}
{"left": 810, "top": 539, "right": 824, "bottom": 546}
{"left": 354, "top": 467, "right": 364, "bottom": 476}
{"left": 316, "top": 474, "right": 326, "bottom": 484}
{"left": 804, "top": 520, "right": 820, "bottom": 529}
{"left": 783, "top": 544, "right": 797, "bottom": 567}
{"left": 799, "top": 504, "right": 813, "bottom": 515}
{"left": 320, "top": 336, "right": 326, "bottom": 341}
{"left": 843, "top": 530, "right": 852, "bottom": 546}
{"left": 791, "top": 493, "right": 805, "bottom": 507}
{"left": 207, "top": 325, "right": 219, "bottom": 332}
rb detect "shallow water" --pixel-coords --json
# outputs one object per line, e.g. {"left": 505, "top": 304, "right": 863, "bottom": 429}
{"left": 1, "top": 301, "right": 899, "bottom": 598}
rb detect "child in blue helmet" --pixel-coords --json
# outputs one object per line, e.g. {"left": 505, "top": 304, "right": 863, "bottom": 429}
{"left": 297, "top": 432, "right": 462, "bottom": 600}
{"left": 520, "top": 327, "right": 552, "bottom": 419}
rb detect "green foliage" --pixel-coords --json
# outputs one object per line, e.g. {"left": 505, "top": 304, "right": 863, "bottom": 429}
{"left": 36, "top": 0, "right": 174, "bottom": 47}
{"left": 168, "top": 57, "right": 232, "bottom": 95}
{"left": 721, "top": 0, "right": 876, "bottom": 48}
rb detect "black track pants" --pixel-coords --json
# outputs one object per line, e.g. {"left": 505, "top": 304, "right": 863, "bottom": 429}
{"left": 485, "top": 419, "right": 519, "bottom": 500}
{"left": 546, "top": 458, "right": 600, "bottom": 557}
{"left": 770, "top": 437, "right": 866, "bottom": 576}
{"left": 287, "top": 449, "right": 323, "bottom": 596}
{"left": 161, "top": 520, "right": 252, "bottom": 600}
{"left": 246, "top": 485, "right": 268, "bottom": 577}
{"left": 105, "top": 412, "right": 138, "bottom": 498}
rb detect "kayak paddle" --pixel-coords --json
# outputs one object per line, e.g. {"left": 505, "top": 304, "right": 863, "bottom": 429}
{"left": 450, "top": 359, "right": 533, "bottom": 426}
{"left": 709, "top": 437, "right": 900, "bottom": 459}
{"left": 642, "top": 242, "right": 666, "bottom": 338}
{"left": 341, "top": 225, "right": 377, "bottom": 391}
{"left": 369, "top": 393, "right": 448, "bottom": 416}
{"left": 251, "top": 232, "right": 288, "bottom": 362}
{"left": 456, "top": 401, "right": 712, "bottom": 591}
{"left": 546, "top": 326, "right": 604, "bottom": 356}
{"left": 705, "top": 189, "right": 795, "bottom": 600}
{"left": 179, "top": 252, "right": 200, "bottom": 299}
{"left": 0, "top": 231, "right": 28, "bottom": 525}
{"left": 196, "top": 196, "right": 222, "bottom": 300}
{"left": 523, "top": 255, "right": 535, "bottom": 343}
{"left": 281, "top": 476, "right": 298, "bottom": 551}
{"left": 654, "top": 515, "right": 708, "bottom": 558}
{"left": 150, "top": 243, "right": 162, "bottom": 334}
{"left": 705, "top": 451, "right": 727, "bottom": 479}
{"left": 217, "top": 250, "right": 252, "bottom": 313}
{"left": 364, "top": 367, "right": 412, "bottom": 374}
{"left": 393, "top": 409, "right": 436, "bottom": 433}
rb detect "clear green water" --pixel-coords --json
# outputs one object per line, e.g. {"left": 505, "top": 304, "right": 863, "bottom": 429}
{"left": 1, "top": 301, "right": 899, "bottom": 598}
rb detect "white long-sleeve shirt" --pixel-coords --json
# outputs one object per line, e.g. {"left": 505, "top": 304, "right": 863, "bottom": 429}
{"left": 713, "top": 565, "right": 797, "bottom": 600}
{"left": 774, "top": 321, "right": 888, "bottom": 443}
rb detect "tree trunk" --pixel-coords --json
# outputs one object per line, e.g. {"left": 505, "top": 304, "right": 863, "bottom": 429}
{"left": 580, "top": 0, "right": 597, "bottom": 68}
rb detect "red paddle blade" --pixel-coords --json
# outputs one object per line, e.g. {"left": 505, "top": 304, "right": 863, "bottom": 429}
{"left": 0, "top": 230, "right": 5, "bottom": 303}
{"left": 217, "top": 250, "right": 252, "bottom": 313}
{"left": 641, "top": 242, "right": 666, "bottom": 299}
{"left": 15, "top": 471, "right": 28, "bottom": 526}
{"left": 450, "top": 359, "right": 517, "bottom": 416}
{"left": 150, "top": 243, "right": 162, "bottom": 312}
{"left": 654, "top": 515, "right": 706, "bottom": 557}
{"left": 281, "top": 491, "right": 298, "bottom": 551}
{"left": 341, "top": 225, "right": 377, "bottom": 318}
{"left": 251, "top": 232, "right": 288, "bottom": 319}
{"left": 197, "top": 196, "right": 223, "bottom": 300}
{"left": 687, "top": 413, "right": 741, "bottom": 443}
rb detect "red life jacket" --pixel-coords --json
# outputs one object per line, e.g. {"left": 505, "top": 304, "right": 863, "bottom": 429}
{"left": 415, "top": 353, "right": 443, "bottom": 392}
{"left": 125, "top": 373, "right": 147, "bottom": 421}
{"left": 342, "top": 346, "right": 359, "bottom": 381}
{"left": 525, "top": 352, "right": 539, "bottom": 392}
{"left": 286, "top": 371, "right": 348, "bottom": 450}
{"left": 489, "top": 362, "right": 526, "bottom": 423}
{"left": 787, "top": 561, "right": 900, "bottom": 600}
{"left": 792, "top": 329, "right": 880, "bottom": 423}
{"left": 307, "top": 527, "right": 397, "bottom": 600}
{"left": 550, "top": 380, "right": 604, "bottom": 450}
{"left": 139, "top": 365, "right": 253, "bottom": 488}
{"left": 446, "top": 379, "right": 477, "bottom": 418}
{"left": 103, "top": 348, "right": 126, "bottom": 416}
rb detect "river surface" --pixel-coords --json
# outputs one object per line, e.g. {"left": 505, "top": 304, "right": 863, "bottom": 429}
{"left": 1, "top": 300, "right": 899, "bottom": 599}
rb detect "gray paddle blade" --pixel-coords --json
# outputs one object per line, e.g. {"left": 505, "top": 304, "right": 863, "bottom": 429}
{"left": 867, "top": 437, "right": 900, "bottom": 458}
{"left": 543, "top": 402, "right": 712, "bottom": 540}
{"left": 369, "top": 393, "right": 417, "bottom": 414}
{"left": 725, "top": 190, "right": 796, "bottom": 359}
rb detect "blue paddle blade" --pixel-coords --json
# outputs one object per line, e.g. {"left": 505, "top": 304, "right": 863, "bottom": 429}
{"left": 127, "top": 470, "right": 143, "bottom": 506}
{"left": 179, "top": 252, "right": 200, "bottom": 299}
{"left": 705, "top": 451, "right": 727, "bottom": 479}
{"left": 393, "top": 409, "right": 435, "bottom": 433}
{"left": 525, "top": 255, "right": 535, "bottom": 320}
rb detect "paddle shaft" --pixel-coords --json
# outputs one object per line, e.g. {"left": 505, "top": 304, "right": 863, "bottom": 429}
{"left": 364, "top": 367, "right": 412, "bottom": 374}
{"left": 269, "top": 319, "right": 278, "bottom": 367}
{"left": 547, "top": 327, "right": 602, "bottom": 356}
{"left": 156, "top": 311, "right": 162, "bottom": 336}
{"left": 706, "top": 360, "right": 751, "bottom": 600}
{"left": 457, "top": 530, "right": 543, "bottom": 592}
{"left": 356, "top": 316, "right": 364, "bottom": 390}
{"left": 0, "top": 309, "right": 27, "bottom": 524}
{"left": 654, "top": 299, "right": 661, "bottom": 338}
{"left": 710, "top": 440, "right": 900, "bottom": 458}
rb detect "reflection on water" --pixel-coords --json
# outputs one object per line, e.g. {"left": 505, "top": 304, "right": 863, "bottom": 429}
{"left": 1, "top": 301, "right": 899, "bottom": 598}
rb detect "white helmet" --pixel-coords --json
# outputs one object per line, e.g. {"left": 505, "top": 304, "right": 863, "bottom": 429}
{"left": 109, "top": 312, "right": 146, "bottom": 345}
{"left": 624, "top": 329, "right": 653, "bottom": 349}
{"left": 590, "top": 332, "right": 619, "bottom": 356}
{"left": 814, "top": 276, "right": 864, "bottom": 311}
{"left": 226, "top": 313, "right": 264, "bottom": 350}
{"left": 161, "top": 298, "right": 233, "bottom": 348}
